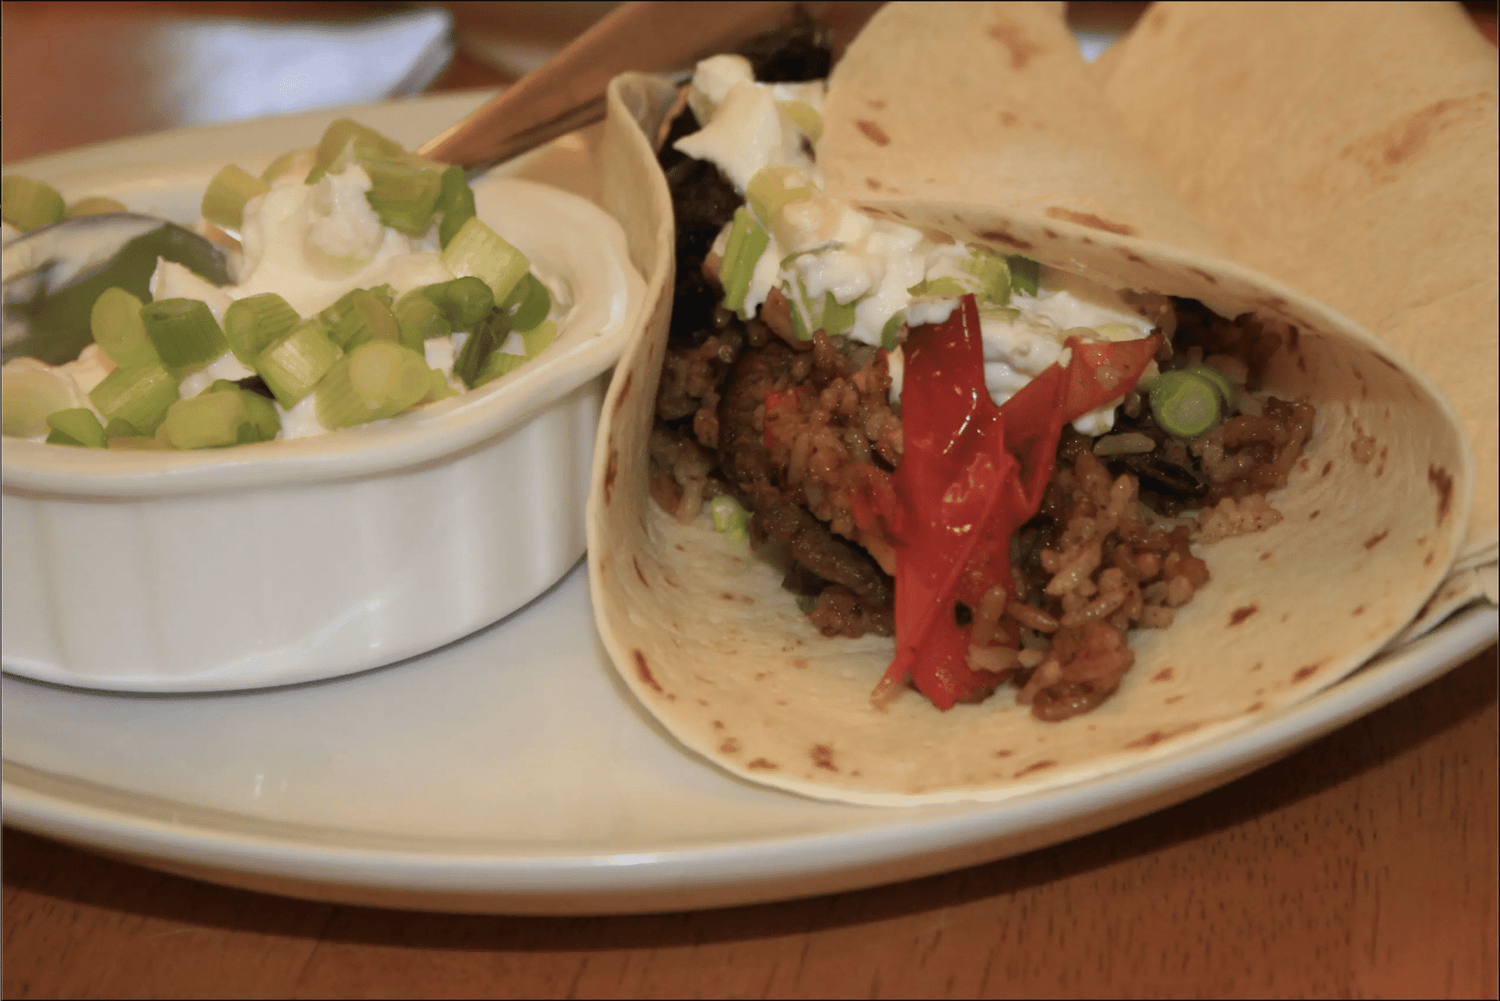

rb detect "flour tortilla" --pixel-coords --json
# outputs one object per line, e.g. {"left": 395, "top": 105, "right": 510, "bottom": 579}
{"left": 1091, "top": 1, "right": 1497, "bottom": 566}
{"left": 584, "top": 7, "right": 1474, "bottom": 805}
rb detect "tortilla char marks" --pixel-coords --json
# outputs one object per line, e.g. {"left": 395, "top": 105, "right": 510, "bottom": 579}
{"left": 603, "top": 447, "right": 618, "bottom": 505}
{"left": 1230, "top": 605, "right": 1259, "bottom": 626}
{"left": 999, "top": 110, "right": 1018, "bottom": 127}
{"left": 633, "top": 557, "right": 649, "bottom": 588}
{"left": 1125, "top": 722, "right": 1201, "bottom": 749}
{"left": 1321, "top": 460, "right": 1334, "bottom": 479}
{"left": 633, "top": 650, "right": 662, "bottom": 693}
{"left": 1429, "top": 465, "right": 1454, "bottom": 522}
{"left": 1044, "top": 206, "right": 1137, "bottom": 236}
{"left": 993, "top": 749, "right": 1014, "bottom": 758}
{"left": 1042, "top": 227, "right": 1060, "bottom": 240}
{"left": 612, "top": 369, "right": 633, "bottom": 414}
{"left": 986, "top": 19, "right": 1044, "bottom": 69}
{"left": 1151, "top": 667, "right": 1175, "bottom": 683}
{"left": 810, "top": 744, "right": 839, "bottom": 772}
{"left": 1292, "top": 661, "right": 1325, "bottom": 683}
{"left": 746, "top": 758, "right": 778, "bottom": 770}
{"left": 975, "top": 227, "right": 1034, "bottom": 252}
{"left": 1245, "top": 701, "right": 1264, "bottom": 714}
{"left": 719, "top": 738, "right": 741, "bottom": 755}
{"left": 865, "top": 177, "right": 883, "bottom": 191}
{"left": 1187, "top": 266, "right": 1218, "bottom": 285}
{"left": 1013, "top": 759, "right": 1057, "bottom": 778}
{"left": 855, "top": 119, "right": 890, "bottom": 146}
{"left": 866, "top": 98, "right": 887, "bottom": 111}
{"left": 1339, "top": 93, "right": 1495, "bottom": 182}
{"left": 1352, "top": 605, "right": 1366, "bottom": 617}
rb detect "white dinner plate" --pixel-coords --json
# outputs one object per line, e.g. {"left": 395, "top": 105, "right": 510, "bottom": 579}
{"left": 3, "top": 93, "right": 1496, "bottom": 916}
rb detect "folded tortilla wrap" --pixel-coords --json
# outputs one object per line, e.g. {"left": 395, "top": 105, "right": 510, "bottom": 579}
{"left": 1091, "top": 1, "right": 1497, "bottom": 568}
{"left": 585, "top": 3, "right": 1474, "bottom": 805}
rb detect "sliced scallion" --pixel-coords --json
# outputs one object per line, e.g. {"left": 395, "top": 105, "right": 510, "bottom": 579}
{"left": 879, "top": 312, "right": 904, "bottom": 351}
{"left": 320, "top": 287, "right": 400, "bottom": 350}
{"left": 1, "top": 365, "right": 86, "bottom": 437}
{"left": 960, "top": 247, "right": 1011, "bottom": 305}
{"left": 65, "top": 197, "right": 128, "bottom": 218}
{"left": 45, "top": 408, "right": 106, "bottom": 448}
{"left": 90, "top": 287, "right": 158, "bottom": 370}
{"left": 474, "top": 351, "right": 526, "bottom": 386}
{"left": 436, "top": 165, "right": 477, "bottom": 249}
{"left": 162, "top": 391, "right": 249, "bottom": 450}
{"left": 393, "top": 289, "right": 451, "bottom": 352}
{"left": 746, "top": 165, "right": 816, "bottom": 230}
{"left": 1007, "top": 255, "right": 1040, "bottom": 296}
{"left": 223, "top": 293, "right": 299, "bottom": 365}
{"left": 426, "top": 276, "right": 495, "bottom": 330}
{"left": 441, "top": 218, "right": 530, "bottom": 303}
{"left": 201, "top": 165, "right": 269, "bottom": 231}
{"left": 520, "top": 320, "right": 556, "bottom": 359}
{"left": 1149, "top": 370, "right": 1222, "bottom": 438}
{"left": 776, "top": 100, "right": 824, "bottom": 143}
{"left": 314, "top": 341, "right": 430, "bottom": 429}
{"left": 255, "top": 321, "right": 343, "bottom": 409}
{"left": 306, "top": 119, "right": 404, "bottom": 184}
{"left": 502, "top": 273, "right": 551, "bottom": 332}
{"left": 89, "top": 363, "right": 179, "bottom": 434}
{"left": 362, "top": 158, "right": 443, "bottom": 236}
{"left": 710, "top": 493, "right": 749, "bottom": 543}
{"left": 141, "top": 298, "right": 228, "bottom": 372}
{"left": 421, "top": 368, "right": 457, "bottom": 404}
{"left": 721, "top": 207, "right": 769, "bottom": 319}
{"left": 452, "top": 311, "right": 511, "bottom": 389}
{"left": 2, "top": 176, "right": 65, "bottom": 232}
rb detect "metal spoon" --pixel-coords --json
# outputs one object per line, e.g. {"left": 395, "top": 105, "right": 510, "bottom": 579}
{"left": 1, "top": 1, "right": 818, "bottom": 364}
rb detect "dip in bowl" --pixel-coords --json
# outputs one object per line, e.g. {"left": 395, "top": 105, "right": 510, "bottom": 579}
{"left": 1, "top": 100, "right": 650, "bottom": 692}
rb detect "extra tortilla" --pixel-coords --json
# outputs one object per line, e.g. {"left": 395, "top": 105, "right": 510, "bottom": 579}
{"left": 585, "top": 4, "right": 1474, "bottom": 805}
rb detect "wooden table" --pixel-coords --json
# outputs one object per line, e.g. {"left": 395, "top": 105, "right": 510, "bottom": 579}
{"left": 4, "top": 4, "right": 1496, "bottom": 997}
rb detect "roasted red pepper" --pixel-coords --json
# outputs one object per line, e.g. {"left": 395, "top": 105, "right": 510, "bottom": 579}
{"left": 873, "top": 294, "right": 1156, "bottom": 710}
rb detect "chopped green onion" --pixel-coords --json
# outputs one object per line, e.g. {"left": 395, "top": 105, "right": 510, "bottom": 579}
{"left": 260, "top": 148, "right": 312, "bottom": 184}
{"left": 474, "top": 351, "right": 527, "bottom": 386}
{"left": 45, "top": 408, "right": 106, "bottom": 448}
{"left": 421, "top": 368, "right": 458, "bottom": 404}
{"left": 441, "top": 218, "right": 531, "bottom": 303}
{"left": 65, "top": 197, "right": 127, "bottom": 218}
{"left": 879, "top": 312, "right": 905, "bottom": 351}
{"left": 819, "top": 292, "right": 857, "bottom": 338}
{"left": 746, "top": 165, "right": 817, "bottom": 230}
{"left": 89, "top": 363, "right": 179, "bottom": 434}
{"left": 361, "top": 158, "right": 443, "bottom": 236}
{"left": 960, "top": 247, "right": 1012, "bottom": 305}
{"left": 141, "top": 298, "right": 228, "bottom": 372}
{"left": 452, "top": 311, "right": 511, "bottom": 389}
{"left": 520, "top": 320, "right": 556, "bottom": 359}
{"left": 393, "top": 289, "right": 451, "bottom": 352}
{"left": 314, "top": 341, "right": 430, "bottom": 429}
{"left": 721, "top": 207, "right": 770, "bottom": 319}
{"left": 502, "top": 273, "right": 551, "bottom": 332}
{"left": 306, "top": 119, "right": 404, "bottom": 184}
{"left": 162, "top": 391, "right": 249, "bottom": 450}
{"left": 223, "top": 293, "right": 300, "bottom": 366}
{"left": 1007, "top": 255, "right": 1040, "bottom": 296}
{"left": 906, "top": 277, "right": 970, "bottom": 299}
{"left": 201, "top": 165, "right": 269, "bottom": 231}
{"left": 710, "top": 494, "right": 749, "bottom": 543}
{"left": 425, "top": 276, "right": 495, "bottom": 330}
{"left": 1, "top": 365, "right": 86, "bottom": 437}
{"left": 2, "top": 176, "right": 65, "bottom": 232}
{"left": 319, "top": 287, "right": 400, "bottom": 350}
{"left": 106, "top": 433, "right": 173, "bottom": 451}
{"left": 255, "top": 320, "right": 343, "bottom": 409}
{"left": 777, "top": 100, "right": 823, "bottom": 143}
{"left": 237, "top": 389, "right": 281, "bottom": 442}
{"left": 436, "top": 165, "right": 476, "bottom": 249}
{"left": 1186, "top": 363, "right": 1237, "bottom": 408}
{"left": 102, "top": 417, "right": 142, "bottom": 438}
{"left": 1149, "top": 370, "right": 1222, "bottom": 438}
{"left": 89, "top": 287, "right": 158, "bottom": 370}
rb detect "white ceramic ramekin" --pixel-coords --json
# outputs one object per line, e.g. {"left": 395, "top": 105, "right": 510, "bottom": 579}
{"left": 2, "top": 149, "right": 644, "bottom": 691}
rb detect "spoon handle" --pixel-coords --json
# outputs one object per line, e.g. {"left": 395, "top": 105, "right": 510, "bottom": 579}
{"left": 417, "top": 0, "right": 799, "bottom": 168}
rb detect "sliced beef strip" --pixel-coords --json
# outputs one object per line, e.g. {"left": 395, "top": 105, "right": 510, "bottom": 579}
{"left": 717, "top": 339, "right": 895, "bottom": 609}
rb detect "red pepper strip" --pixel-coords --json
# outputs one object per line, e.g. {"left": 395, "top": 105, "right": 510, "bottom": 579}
{"left": 874, "top": 295, "right": 1157, "bottom": 710}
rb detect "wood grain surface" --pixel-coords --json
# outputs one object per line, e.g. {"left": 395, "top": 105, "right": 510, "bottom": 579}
{"left": 3, "top": 4, "right": 1496, "bottom": 998}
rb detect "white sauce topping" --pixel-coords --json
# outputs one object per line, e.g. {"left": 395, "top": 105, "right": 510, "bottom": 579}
{"left": 673, "top": 56, "right": 1156, "bottom": 435}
